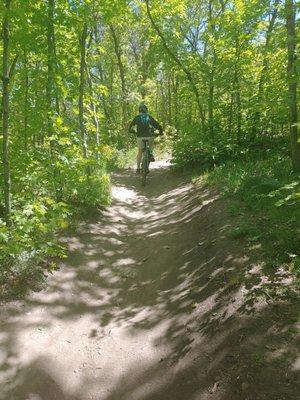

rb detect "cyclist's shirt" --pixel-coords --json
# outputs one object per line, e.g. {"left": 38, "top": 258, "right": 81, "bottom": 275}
{"left": 129, "top": 113, "right": 163, "bottom": 138}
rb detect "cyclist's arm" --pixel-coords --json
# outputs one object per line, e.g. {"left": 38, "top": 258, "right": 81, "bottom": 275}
{"left": 128, "top": 117, "right": 137, "bottom": 133}
{"left": 150, "top": 116, "right": 163, "bottom": 134}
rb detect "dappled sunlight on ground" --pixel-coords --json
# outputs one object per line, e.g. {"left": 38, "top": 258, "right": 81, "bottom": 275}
{"left": 111, "top": 186, "right": 138, "bottom": 203}
{"left": 0, "top": 161, "right": 299, "bottom": 400}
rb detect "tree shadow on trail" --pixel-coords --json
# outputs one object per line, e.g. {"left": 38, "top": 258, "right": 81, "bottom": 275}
{"left": 1, "top": 164, "right": 299, "bottom": 400}
{"left": 0, "top": 357, "right": 81, "bottom": 400}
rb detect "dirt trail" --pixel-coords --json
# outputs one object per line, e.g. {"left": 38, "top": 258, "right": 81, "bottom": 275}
{"left": 0, "top": 162, "right": 299, "bottom": 400}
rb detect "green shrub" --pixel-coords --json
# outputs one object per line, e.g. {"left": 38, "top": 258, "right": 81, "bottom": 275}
{"left": 0, "top": 143, "right": 111, "bottom": 299}
{"left": 202, "top": 150, "right": 299, "bottom": 273}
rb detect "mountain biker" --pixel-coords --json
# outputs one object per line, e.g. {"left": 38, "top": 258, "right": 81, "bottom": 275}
{"left": 129, "top": 104, "right": 163, "bottom": 174}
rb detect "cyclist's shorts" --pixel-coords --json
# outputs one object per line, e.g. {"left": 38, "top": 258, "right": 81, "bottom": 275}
{"left": 137, "top": 137, "right": 154, "bottom": 150}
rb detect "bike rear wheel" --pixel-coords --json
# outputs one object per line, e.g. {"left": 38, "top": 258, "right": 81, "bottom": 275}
{"left": 141, "top": 151, "right": 149, "bottom": 186}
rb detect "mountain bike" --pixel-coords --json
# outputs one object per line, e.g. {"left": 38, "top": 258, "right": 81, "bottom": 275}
{"left": 141, "top": 139, "right": 151, "bottom": 186}
{"left": 140, "top": 133, "right": 164, "bottom": 186}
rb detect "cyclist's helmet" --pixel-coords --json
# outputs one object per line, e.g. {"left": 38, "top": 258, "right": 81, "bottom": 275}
{"left": 139, "top": 104, "right": 148, "bottom": 113}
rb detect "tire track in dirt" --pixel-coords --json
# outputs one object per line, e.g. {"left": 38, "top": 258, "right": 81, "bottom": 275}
{"left": 0, "top": 161, "right": 299, "bottom": 400}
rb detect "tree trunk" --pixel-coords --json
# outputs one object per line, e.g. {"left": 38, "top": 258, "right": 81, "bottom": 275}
{"left": 47, "top": 0, "right": 63, "bottom": 199}
{"left": 93, "top": 28, "right": 110, "bottom": 122}
{"left": 96, "top": 62, "right": 110, "bottom": 121}
{"left": 251, "top": 0, "right": 280, "bottom": 138}
{"left": 109, "top": 24, "right": 128, "bottom": 129}
{"left": 236, "top": 78, "right": 242, "bottom": 140}
{"left": 85, "top": 63, "right": 100, "bottom": 161}
{"left": 46, "top": 0, "right": 55, "bottom": 141}
{"left": 108, "top": 62, "right": 115, "bottom": 120}
{"left": 23, "top": 52, "right": 29, "bottom": 150}
{"left": 167, "top": 73, "right": 172, "bottom": 124}
{"left": 207, "top": 0, "right": 215, "bottom": 140}
{"left": 232, "top": 37, "right": 242, "bottom": 140}
{"left": 208, "top": 69, "right": 215, "bottom": 138}
{"left": 171, "top": 71, "right": 179, "bottom": 128}
{"left": 228, "top": 92, "right": 234, "bottom": 136}
{"left": 145, "top": 0, "right": 205, "bottom": 128}
{"left": 141, "top": 54, "right": 150, "bottom": 100}
{"left": 1, "top": 0, "right": 12, "bottom": 226}
{"left": 285, "top": 0, "right": 300, "bottom": 172}
{"left": 79, "top": 23, "right": 89, "bottom": 168}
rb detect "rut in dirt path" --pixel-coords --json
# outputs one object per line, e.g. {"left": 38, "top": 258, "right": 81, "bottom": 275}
{"left": 0, "top": 162, "right": 299, "bottom": 400}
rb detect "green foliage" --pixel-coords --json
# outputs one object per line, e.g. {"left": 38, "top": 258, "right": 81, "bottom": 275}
{"left": 0, "top": 197, "right": 69, "bottom": 298}
{"left": 108, "top": 147, "right": 137, "bottom": 170}
{"left": 229, "top": 224, "right": 259, "bottom": 240}
{"left": 172, "top": 130, "right": 242, "bottom": 167}
{"left": 0, "top": 156, "right": 110, "bottom": 299}
{"left": 204, "top": 149, "right": 300, "bottom": 273}
{"left": 0, "top": 128, "right": 111, "bottom": 299}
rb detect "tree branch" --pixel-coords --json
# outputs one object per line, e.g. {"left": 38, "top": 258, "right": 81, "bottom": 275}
{"left": 9, "top": 54, "right": 19, "bottom": 78}
{"left": 145, "top": 0, "right": 205, "bottom": 126}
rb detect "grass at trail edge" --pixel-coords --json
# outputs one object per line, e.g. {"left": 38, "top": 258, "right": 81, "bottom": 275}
{"left": 195, "top": 152, "right": 300, "bottom": 280}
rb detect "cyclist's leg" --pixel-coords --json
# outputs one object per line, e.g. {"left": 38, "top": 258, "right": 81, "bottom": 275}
{"left": 149, "top": 137, "right": 155, "bottom": 161}
{"left": 137, "top": 138, "right": 143, "bottom": 172}
{"left": 149, "top": 137, "right": 154, "bottom": 150}
{"left": 144, "top": 141, "right": 150, "bottom": 174}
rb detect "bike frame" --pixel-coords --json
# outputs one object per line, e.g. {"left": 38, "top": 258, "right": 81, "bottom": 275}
{"left": 141, "top": 139, "right": 150, "bottom": 186}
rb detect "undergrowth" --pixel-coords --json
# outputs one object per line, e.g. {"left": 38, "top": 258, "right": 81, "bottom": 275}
{"left": 172, "top": 131, "right": 299, "bottom": 277}
{"left": 0, "top": 150, "right": 111, "bottom": 301}
{"left": 201, "top": 151, "right": 300, "bottom": 276}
